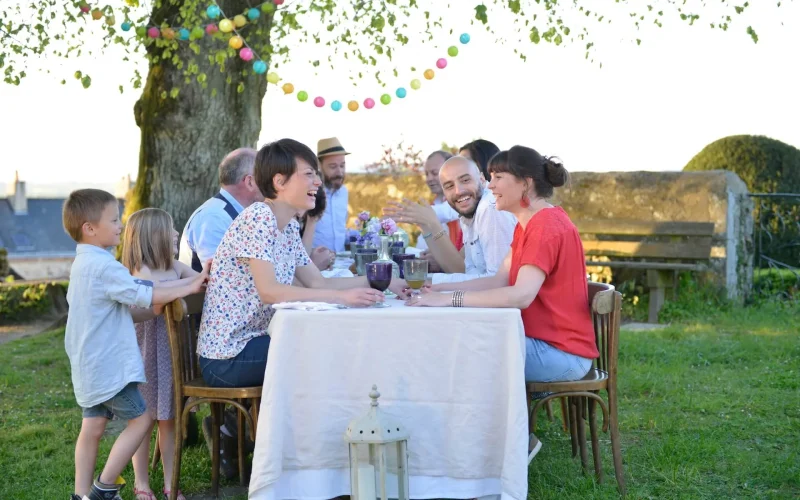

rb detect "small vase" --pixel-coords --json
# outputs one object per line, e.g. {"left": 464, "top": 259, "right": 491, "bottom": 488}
{"left": 376, "top": 234, "right": 400, "bottom": 279}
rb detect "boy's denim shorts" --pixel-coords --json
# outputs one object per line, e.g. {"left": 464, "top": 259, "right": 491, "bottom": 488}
{"left": 81, "top": 382, "right": 147, "bottom": 420}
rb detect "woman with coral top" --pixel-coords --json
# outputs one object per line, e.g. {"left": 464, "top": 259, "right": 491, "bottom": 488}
{"left": 406, "top": 145, "right": 599, "bottom": 461}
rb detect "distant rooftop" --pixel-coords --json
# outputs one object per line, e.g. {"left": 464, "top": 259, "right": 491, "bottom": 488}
{"left": 1, "top": 173, "right": 127, "bottom": 257}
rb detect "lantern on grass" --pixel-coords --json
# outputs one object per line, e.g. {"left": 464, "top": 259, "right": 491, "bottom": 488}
{"left": 344, "top": 385, "right": 410, "bottom": 500}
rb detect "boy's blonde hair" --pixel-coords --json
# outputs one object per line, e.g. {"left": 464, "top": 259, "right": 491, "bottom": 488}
{"left": 121, "top": 208, "right": 175, "bottom": 273}
{"left": 62, "top": 189, "right": 118, "bottom": 242}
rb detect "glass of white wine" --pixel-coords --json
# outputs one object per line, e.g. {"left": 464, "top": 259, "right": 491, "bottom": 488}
{"left": 403, "top": 259, "right": 428, "bottom": 297}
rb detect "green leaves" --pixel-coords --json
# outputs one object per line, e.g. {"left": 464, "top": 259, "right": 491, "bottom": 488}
{"left": 747, "top": 26, "right": 759, "bottom": 43}
{"left": 474, "top": 4, "right": 488, "bottom": 24}
{"left": 0, "top": 0, "right": 782, "bottom": 94}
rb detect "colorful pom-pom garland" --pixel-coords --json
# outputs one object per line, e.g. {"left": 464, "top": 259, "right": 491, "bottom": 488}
{"left": 81, "top": 0, "right": 469, "bottom": 111}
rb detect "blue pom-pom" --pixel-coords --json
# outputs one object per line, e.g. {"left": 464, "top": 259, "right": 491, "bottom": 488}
{"left": 459, "top": 33, "right": 470, "bottom": 44}
{"left": 331, "top": 100, "right": 342, "bottom": 111}
{"left": 253, "top": 61, "right": 267, "bottom": 74}
{"left": 247, "top": 8, "right": 260, "bottom": 21}
{"left": 121, "top": 22, "right": 132, "bottom": 32}
{"left": 395, "top": 87, "right": 407, "bottom": 98}
{"left": 179, "top": 28, "right": 190, "bottom": 40}
{"left": 206, "top": 5, "right": 221, "bottom": 19}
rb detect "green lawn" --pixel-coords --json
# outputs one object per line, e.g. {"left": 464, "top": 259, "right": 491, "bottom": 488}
{"left": 1, "top": 300, "right": 798, "bottom": 499}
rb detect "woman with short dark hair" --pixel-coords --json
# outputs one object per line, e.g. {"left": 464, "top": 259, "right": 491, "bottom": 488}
{"left": 198, "top": 138, "right": 400, "bottom": 388}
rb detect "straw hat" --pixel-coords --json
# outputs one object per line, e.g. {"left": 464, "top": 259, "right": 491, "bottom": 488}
{"left": 317, "top": 137, "right": 351, "bottom": 158}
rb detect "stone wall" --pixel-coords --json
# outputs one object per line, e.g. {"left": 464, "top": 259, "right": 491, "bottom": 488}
{"left": 346, "top": 170, "right": 754, "bottom": 298}
{"left": 8, "top": 256, "right": 73, "bottom": 280}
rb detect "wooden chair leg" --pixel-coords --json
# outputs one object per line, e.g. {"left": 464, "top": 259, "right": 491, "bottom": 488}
{"left": 560, "top": 397, "right": 569, "bottom": 433}
{"left": 250, "top": 397, "right": 260, "bottom": 440}
{"left": 569, "top": 397, "right": 579, "bottom": 458}
{"left": 608, "top": 387, "right": 626, "bottom": 495}
{"left": 576, "top": 397, "right": 590, "bottom": 474}
{"left": 545, "top": 400, "right": 554, "bottom": 422}
{"left": 151, "top": 427, "right": 161, "bottom": 470}
{"left": 210, "top": 403, "right": 221, "bottom": 497}
{"left": 238, "top": 401, "right": 247, "bottom": 486}
{"left": 588, "top": 398, "right": 603, "bottom": 482}
{"left": 171, "top": 410, "right": 184, "bottom": 500}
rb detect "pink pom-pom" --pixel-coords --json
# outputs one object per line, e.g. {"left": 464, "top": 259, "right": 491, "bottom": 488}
{"left": 313, "top": 96, "right": 325, "bottom": 108}
{"left": 205, "top": 24, "right": 218, "bottom": 35}
{"left": 239, "top": 47, "right": 254, "bottom": 61}
{"left": 436, "top": 58, "right": 447, "bottom": 69}
{"left": 147, "top": 27, "right": 160, "bottom": 38}
{"left": 363, "top": 98, "right": 375, "bottom": 109}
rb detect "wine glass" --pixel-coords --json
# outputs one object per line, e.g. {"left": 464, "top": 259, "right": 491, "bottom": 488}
{"left": 366, "top": 262, "right": 392, "bottom": 308}
{"left": 391, "top": 253, "right": 414, "bottom": 279}
{"left": 403, "top": 259, "right": 428, "bottom": 297}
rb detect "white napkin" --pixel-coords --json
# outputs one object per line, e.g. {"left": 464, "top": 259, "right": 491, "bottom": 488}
{"left": 321, "top": 268, "right": 354, "bottom": 278}
{"left": 272, "top": 301, "right": 346, "bottom": 311}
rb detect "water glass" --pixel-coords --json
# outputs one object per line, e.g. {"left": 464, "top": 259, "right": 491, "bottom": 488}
{"left": 391, "top": 253, "right": 414, "bottom": 278}
{"left": 355, "top": 251, "right": 378, "bottom": 276}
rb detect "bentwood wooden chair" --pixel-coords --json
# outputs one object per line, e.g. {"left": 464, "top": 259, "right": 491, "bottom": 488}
{"left": 158, "top": 292, "right": 263, "bottom": 500}
{"left": 527, "top": 282, "right": 625, "bottom": 495}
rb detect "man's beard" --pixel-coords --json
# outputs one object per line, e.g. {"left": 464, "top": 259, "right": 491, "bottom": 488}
{"left": 324, "top": 175, "right": 345, "bottom": 189}
{"left": 449, "top": 189, "right": 482, "bottom": 219}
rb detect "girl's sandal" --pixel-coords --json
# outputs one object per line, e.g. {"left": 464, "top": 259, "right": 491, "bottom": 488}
{"left": 134, "top": 487, "right": 158, "bottom": 500}
{"left": 163, "top": 489, "right": 187, "bottom": 500}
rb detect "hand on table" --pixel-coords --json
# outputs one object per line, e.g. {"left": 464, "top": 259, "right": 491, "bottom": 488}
{"left": 337, "top": 288, "right": 386, "bottom": 308}
{"left": 389, "top": 278, "right": 410, "bottom": 299}
{"left": 390, "top": 278, "right": 432, "bottom": 300}
{"left": 405, "top": 287, "right": 450, "bottom": 307}
{"left": 311, "top": 247, "right": 335, "bottom": 270}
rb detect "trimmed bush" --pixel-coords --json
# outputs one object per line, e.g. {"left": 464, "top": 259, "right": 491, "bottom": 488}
{"left": 683, "top": 135, "right": 800, "bottom": 194}
{"left": 0, "top": 281, "right": 68, "bottom": 325}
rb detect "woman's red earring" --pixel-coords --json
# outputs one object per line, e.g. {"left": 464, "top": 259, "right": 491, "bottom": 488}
{"left": 520, "top": 193, "right": 530, "bottom": 208}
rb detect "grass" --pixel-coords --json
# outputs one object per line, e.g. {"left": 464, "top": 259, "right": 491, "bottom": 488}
{"left": 1, "top": 300, "right": 798, "bottom": 499}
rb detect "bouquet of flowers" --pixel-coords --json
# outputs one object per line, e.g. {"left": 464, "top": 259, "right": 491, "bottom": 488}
{"left": 354, "top": 211, "right": 397, "bottom": 247}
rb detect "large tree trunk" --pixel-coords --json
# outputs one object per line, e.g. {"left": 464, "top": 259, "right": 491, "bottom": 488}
{"left": 128, "top": 1, "right": 270, "bottom": 230}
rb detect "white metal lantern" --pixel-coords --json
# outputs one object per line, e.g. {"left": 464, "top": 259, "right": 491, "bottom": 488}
{"left": 344, "top": 385, "right": 410, "bottom": 500}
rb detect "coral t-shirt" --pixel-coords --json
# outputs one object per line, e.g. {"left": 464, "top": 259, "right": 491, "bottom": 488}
{"left": 509, "top": 207, "right": 599, "bottom": 360}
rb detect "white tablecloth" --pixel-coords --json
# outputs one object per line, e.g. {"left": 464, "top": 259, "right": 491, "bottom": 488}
{"left": 249, "top": 299, "right": 529, "bottom": 499}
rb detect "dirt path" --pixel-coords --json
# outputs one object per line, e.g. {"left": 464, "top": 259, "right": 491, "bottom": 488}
{"left": 0, "top": 314, "right": 67, "bottom": 346}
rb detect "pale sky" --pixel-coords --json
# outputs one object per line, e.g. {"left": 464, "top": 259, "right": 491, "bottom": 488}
{"left": 1, "top": 1, "right": 798, "bottom": 195}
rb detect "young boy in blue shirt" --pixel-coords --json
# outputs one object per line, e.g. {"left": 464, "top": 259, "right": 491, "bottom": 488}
{"left": 62, "top": 189, "right": 208, "bottom": 500}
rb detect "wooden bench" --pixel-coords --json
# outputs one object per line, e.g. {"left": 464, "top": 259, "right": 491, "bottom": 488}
{"left": 575, "top": 220, "right": 716, "bottom": 323}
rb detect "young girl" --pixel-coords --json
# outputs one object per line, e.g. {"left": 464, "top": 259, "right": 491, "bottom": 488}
{"left": 122, "top": 208, "right": 198, "bottom": 500}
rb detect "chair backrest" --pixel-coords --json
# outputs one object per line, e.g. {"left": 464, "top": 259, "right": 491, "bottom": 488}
{"left": 164, "top": 292, "right": 206, "bottom": 392}
{"left": 588, "top": 282, "right": 622, "bottom": 381}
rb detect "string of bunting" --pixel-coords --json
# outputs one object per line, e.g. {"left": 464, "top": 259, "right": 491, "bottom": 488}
{"left": 77, "top": 0, "right": 471, "bottom": 111}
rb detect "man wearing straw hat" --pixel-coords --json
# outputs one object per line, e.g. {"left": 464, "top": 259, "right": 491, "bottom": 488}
{"left": 313, "top": 137, "right": 351, "bottom": 253}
